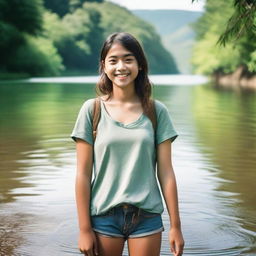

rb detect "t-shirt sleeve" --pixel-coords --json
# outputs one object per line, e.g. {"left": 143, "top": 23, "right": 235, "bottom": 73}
{"left": 70, "top": 99, "right": 94, "bottom": 145}
{"left": 155, "top": 100, "right": 178, "bottom": 144}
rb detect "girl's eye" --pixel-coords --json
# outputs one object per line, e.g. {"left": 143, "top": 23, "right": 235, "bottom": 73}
{"left": 125, "top": 58, "right": 133, "bottom": 62}
{"left": 109, "top": 59, "right": 116, "bottom": 64}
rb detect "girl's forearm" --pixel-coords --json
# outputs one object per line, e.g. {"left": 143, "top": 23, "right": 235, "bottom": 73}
{"left": 159, "top": 170, "right": 181, "bottom": 229}
{"left": 75, "top": 172, "right": 92, "bottom": 231}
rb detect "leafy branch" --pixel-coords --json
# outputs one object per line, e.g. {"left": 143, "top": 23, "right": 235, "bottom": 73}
{"left": 192, "top": 0, "right": 256, "bottom": 45}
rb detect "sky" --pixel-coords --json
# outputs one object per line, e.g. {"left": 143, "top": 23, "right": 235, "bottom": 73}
{"left": 108, "top": 0, "right": 205, "bottom": 12}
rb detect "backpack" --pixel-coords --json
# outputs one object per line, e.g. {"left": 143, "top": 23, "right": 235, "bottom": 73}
{"left": 92, "top": 97, "right": 157, "bottom": 142}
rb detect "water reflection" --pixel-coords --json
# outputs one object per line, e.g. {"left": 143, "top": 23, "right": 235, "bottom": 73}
{"left": 0, "top": 79, "right": 255, "bottom": 255}
{"left": 186, "top": 85, "right": 256, "bottom": 254}
{"left": 192, "top": 85, "right": 256, "bottom": 220}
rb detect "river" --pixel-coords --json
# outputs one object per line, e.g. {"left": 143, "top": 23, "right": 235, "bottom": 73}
{"left": 0, "top": 75, "right": 255, "bottom": 255}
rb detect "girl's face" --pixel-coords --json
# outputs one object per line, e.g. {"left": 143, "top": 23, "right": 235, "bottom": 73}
{"left": 103, "top": 43, "right": 139, "bottom": 90}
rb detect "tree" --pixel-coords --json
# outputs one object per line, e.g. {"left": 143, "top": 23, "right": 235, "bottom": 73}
{"left": 69, "top": 0, "right": 104, "bottom": 12}
{"left": 43, "top": 0, "right": 69, "bottom": 17}
{"left": 192, "top": 0, "right": 256, "bottom": 45}
{"left": 191, "top": 0, "right": 256, "bottom": 74}
{"left": 217, "top": 0, "right": 256, "bottom": 45}
{"left": 0, "top": 0, "right": 64, "bottom": 76}
{"left": 0, "top": 0, "right": 43, "bottom": 71}
{"left": 43, "top": 0, "right": 104, "bottom": 15}
{"left": 44, "top": 5, "right": 103, "bottom": 73}
{"left": 0, "top": 0, "right": 43, "bottom": 35}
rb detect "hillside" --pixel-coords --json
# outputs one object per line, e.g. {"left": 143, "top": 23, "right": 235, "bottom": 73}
{"left": 87, "top": 2, "right": 179, "bottom": 74}
{"left": 0, "top": 1, "right": 179, "bottom": 77}
{"left": 132, "top": 10, "right": 203, "bottom": 74}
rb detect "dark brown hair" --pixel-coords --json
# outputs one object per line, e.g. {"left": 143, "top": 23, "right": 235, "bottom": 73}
{"left": 96, "top": 32, "right": 152, "bottom": 109}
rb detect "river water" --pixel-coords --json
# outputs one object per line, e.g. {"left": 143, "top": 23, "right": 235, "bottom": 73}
{"left": 0, "top": 75, "right": 255, "bottom": 255}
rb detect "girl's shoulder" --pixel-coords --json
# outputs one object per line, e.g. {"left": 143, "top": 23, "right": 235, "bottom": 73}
{"left": 154, "top": 99, "right": 169, "bottom": 114}
{"left": 78, "top": 98, "right": 97, "bottom": 117}
{"left": 82, "top": 98, "right": 95, "bottom": 107}
{"left": 83, "top": 95, "right": 108, "bottom": 106}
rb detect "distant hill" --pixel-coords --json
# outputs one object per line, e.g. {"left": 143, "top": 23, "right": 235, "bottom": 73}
{"left": 87, "top": 2, "right": 179, "bottom": 74}
{"left": 132, "top": 10, "right": 203, "bottom": 74}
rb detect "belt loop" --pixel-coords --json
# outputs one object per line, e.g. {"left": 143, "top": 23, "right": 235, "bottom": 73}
{"left": 137, "top": 207, "right": 141, "bottom": 216}
{"left": 131, "top": 212, "right": 135, "bottom": 223}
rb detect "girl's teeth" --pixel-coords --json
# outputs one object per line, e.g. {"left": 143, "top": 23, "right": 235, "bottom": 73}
{"left": 116, "top": 74, "right": 128, "bottom": 77}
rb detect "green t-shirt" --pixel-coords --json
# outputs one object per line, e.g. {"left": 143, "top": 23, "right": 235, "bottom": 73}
{"left": 71, "top": 98, "right": 178, "bottom": 216}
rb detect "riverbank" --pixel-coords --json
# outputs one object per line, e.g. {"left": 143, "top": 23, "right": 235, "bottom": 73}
{"left": 0, "top": 74, "right": 208, "bottom": 86}
{"left": 212, "top": 66, "right": 256, "bottom": 91}
{"left": 0, "top": 72, "right": 30, "bottom": 80}
{"left": 0, "top": 70, "right": 97, "bottom": 81}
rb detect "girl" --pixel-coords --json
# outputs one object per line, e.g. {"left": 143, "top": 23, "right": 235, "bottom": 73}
{"left": 71, "top": 32, "right": 184, "bottom": 256}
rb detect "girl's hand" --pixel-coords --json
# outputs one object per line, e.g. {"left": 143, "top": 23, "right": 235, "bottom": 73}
{"left": 79, "top": 229, "right": 99, "bottom": 256}
{"left": 169, "top": 227, "right": 184, "bottom": 256}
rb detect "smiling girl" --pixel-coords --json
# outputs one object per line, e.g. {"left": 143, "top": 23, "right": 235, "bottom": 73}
{"left": 71, "top": 32, "right": 184, "bottom": 256}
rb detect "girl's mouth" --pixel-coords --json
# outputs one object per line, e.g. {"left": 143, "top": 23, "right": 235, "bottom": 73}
{"left": 114, "top": 73, "right": 129, "bottom": 77}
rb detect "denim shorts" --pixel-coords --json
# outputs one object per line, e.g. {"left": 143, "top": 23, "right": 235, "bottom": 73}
{"left": 91, "top": 204, "right": 164, "bottom": 239}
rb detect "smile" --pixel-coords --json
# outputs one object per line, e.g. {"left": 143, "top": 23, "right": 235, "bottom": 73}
{"left": 114, "top": 73, "right": 130, "bottom": 77}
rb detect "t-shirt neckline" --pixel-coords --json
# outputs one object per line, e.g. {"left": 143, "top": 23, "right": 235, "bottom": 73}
{"left": 100, "top": 100, "right": 144, "bottom": 128}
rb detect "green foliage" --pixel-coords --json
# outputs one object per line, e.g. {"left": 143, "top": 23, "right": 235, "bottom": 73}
{"left": 0, "top": 0, "right": 54, "bottom": 76}
{"left": 69, "top": 0, "right": 104, "bottom": 12}
{"left": 44, "top": 6, "right": 103, "bottom": 73}
{"left": 218, "top": 0, "right": 256, "bottom": 46}
{"left": 43, "top": 0, "right": 104, "bottom": 16}
{"left": 0, "top": 0, "right": 43, "bottom": 35}
{"left": 69, "top": 0, "right": 85, "bottom": 12}
{"left": 193, "top": 2, "right": 231, "bottom": 40}
{"left": 191, "top": 31, "right": 240, "bottom": 74}
{"left": 192, "top": 0, "right": 256, "bottom": 74}
{"left": 43, "top": 0, "right": 69, "bottom": 17}
{"left": 248, "top": 50, "right": 256, "bottom": 72}
{"left": 0, "top": 0, "right": 44, "bottom": 55}
{"left": 8, "top": 36, "right": 64, "bottom": 76}
{"left": 0, "top": 22, "right": 24, "bottom": 68}
{"left": 192, "top": 0, "right": 256, "bottom": 45}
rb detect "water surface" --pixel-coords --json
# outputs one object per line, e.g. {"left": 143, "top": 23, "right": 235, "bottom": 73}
{"left": 0, "top": 76, "right": 255, "bottom": 255}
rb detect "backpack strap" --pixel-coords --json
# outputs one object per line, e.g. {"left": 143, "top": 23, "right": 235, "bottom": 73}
{"left": 144, "top": 99, "right": 157, "bottom": 133}
{"left": 92, "top": 97, "right": 101, "bottom": 142}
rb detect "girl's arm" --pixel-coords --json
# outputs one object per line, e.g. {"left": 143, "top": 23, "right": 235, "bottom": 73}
{"left": 75, "top": 139, "right": 98, "bottom": 255}
{"left": 157, "top": 139, "right": 184, "bottom": 256}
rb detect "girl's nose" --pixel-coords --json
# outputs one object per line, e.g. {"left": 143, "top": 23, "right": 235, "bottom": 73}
{"left": 116, "top": 60, "right": 126, "bottom": 70}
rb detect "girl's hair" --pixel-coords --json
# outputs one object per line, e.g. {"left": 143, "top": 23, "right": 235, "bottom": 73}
{"left": 96, "top": 32, "right": 152, "bottom": 109}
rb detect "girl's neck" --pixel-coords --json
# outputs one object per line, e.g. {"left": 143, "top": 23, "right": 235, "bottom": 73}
{"left": 111, "top": 85, "right": 139, "bottom": 103}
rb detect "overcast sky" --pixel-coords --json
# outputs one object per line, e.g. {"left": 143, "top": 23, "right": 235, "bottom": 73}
{"left": 108, "top": 0, "right": 205, "bottom": 12}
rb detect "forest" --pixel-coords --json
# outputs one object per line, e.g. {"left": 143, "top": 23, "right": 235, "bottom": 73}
{"left": 191, "top": 0, "right": 256, "bottom": 80}
{"left": 0, "top": 0, "right": 178, "bottom": 78}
